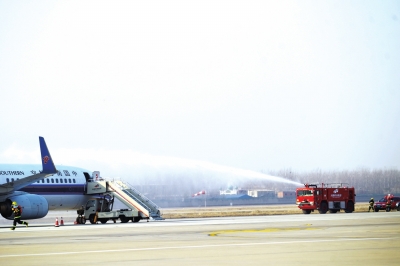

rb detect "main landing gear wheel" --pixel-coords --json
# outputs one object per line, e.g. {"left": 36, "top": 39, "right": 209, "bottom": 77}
{"left": 76, "top": 216, "right": 86, "bottom": 224}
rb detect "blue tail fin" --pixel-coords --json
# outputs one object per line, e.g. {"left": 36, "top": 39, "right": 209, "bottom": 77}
{"left": 39, "top": 136, "right": 57, "bottom": 174}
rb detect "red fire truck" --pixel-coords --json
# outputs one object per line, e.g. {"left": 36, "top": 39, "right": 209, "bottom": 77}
{"left": 296, "top": 183, "right": 356, "bottom": 214}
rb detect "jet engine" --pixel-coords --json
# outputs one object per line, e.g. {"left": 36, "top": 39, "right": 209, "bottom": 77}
{"left": 0, "top": 194, "right": 49, "bottom": 220}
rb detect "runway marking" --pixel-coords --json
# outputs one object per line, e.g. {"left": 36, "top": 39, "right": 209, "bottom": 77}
{"left": 0, "top": 237, "right": 396, "bottom": 258}
{"left": 208, "top": 227, "right": 319, "bottom": 236}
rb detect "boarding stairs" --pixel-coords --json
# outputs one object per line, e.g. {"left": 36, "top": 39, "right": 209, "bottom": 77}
{"left": 86, "top": 179, "right": 163, "bottom": 220}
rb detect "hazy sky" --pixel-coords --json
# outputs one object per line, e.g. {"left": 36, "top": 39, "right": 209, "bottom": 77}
{"left": 0, "top": 1, "right": 399, "bottom": 182}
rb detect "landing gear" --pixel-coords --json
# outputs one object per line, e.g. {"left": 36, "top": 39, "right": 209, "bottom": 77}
{"left": 76, "top": 208, "right": 86, "bottom": 224}
{"left": 76, "top": 216, "right": 86, "bottom": 224}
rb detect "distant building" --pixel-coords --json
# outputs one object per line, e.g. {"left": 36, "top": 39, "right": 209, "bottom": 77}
{"left": 219, "top": 188, "right": 248, "bottom": 195}
{"left": 248, "top": 189, "right": 275, "bottom": 198}
{"left": 277, "top": 191, "right": 296, "bottom": 198}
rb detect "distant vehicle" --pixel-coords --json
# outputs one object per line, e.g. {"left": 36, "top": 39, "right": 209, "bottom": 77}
{"left": 296, "top": 183, "right": 355, "bottom": 214}
{"left": 373, "top": 194, "right": 400, "bottom": 212}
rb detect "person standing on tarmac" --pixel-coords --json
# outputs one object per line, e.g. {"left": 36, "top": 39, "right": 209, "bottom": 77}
{"left": 10, "top": 201, "right": 28, "bottom": 230}
{"left": 368, "top": 198, "right": 375, "bottom": 212}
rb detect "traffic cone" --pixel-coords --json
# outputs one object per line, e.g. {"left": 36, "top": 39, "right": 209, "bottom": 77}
{"left": 55, "top": 217, "right": 59, "bottom": 227}
{"left": 60, "top": 217, "right": 64, "bottom": 226}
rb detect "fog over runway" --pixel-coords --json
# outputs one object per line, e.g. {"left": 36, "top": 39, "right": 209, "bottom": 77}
{"left": 1, "top": 211, "right": 399, "bottom": 265}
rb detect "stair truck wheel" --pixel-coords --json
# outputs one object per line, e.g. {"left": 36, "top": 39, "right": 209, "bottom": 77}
{"left": 132, "top": 217, "right": 141, "bottom": 222}
{"left": 302, "top": 209, "right": 311, "bottom": 214}
{"left": 89, "top": 214, "right": 96, "bottom": 224}
{"left": 100, "top": 219, "right": 108, "bottom": 224}
{"left": 345, "top": 201, "right": 354, "bottom": 213}
{"left": 120, "top": 216, "right": 129, "bottom": 223}
{"left": 318, "top": 202, "right": 328, "bottom": 214}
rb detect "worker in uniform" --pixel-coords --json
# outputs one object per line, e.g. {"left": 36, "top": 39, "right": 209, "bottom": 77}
{"left": 10, "top": 201, "right": 28, "bottom": 230}
{"left": 368, "top": 197, "right": 374, "bottom": 212}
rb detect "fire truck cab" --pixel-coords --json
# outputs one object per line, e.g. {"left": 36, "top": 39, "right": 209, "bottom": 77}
{"left": 296, "top": 183, "right": 355, "bottom": 214}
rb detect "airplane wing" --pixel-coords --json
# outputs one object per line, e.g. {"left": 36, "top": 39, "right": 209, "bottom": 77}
{"left": 0, "top": 137, "right": 57, "bottom": 194}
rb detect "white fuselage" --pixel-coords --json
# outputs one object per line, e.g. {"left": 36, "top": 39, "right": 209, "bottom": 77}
{"left": 0, "top": 164, "right": 92, "bottom": 210}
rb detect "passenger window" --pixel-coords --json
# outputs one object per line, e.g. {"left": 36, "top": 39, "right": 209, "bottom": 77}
{"left": 6, "top": 178, "right": 9, "bottom": 183}
{"left": 60, "top": 179, "right": 63, "bottom": 183}
{"left": 69, "top": 179, "right": 71, "bottom": 183}
{"left": 47, "top": 179, "right": 50, "bottom": 183}
{"left": 11, "top": 178, "right": 14, "bottom": 182}
{"left": 73, "top": 179, "right": 76, "bottom": 183}
{"left": 51, "top": 178, "right": 54, "bottom": 183}
{"left": 42, "top": 179, "right": 45, "bottom": 183}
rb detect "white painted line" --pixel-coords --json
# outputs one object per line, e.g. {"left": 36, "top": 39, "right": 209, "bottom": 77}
{"left": 0, "top": 237, "right": 397, "bottom": 258}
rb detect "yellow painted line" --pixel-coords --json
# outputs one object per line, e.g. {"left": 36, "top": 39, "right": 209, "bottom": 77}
{"left": 209, "top": 227, "right": 319, "bottom": 236}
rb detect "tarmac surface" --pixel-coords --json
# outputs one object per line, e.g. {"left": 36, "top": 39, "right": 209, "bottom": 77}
{"left": 1, "top": 210, "right": 399, "bottom": 265}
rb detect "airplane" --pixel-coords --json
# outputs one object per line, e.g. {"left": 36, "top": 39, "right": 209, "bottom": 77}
{"left": 0, "top": 137, "right": 94, "bottom": 220}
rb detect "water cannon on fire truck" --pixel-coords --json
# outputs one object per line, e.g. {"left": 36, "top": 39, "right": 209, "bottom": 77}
{"left": 296, "top": 183, "right": 356, "bottom": 214}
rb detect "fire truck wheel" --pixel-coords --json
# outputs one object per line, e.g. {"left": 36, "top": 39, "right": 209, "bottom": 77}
{"left": 81, "top": 217, "right": 86, "bottom": 224}
{"left": 374, "top": 208, "right": 379, "bottom": 212}
{"left": 318, "top": 202, "right": 328, "bottom": 214}
{"left": 329, "top": 209, "right": 338, "bottom": 213}
{"left": 133, "top": 217, "right": 141, "bottom": 222}
{"left": 302, "top": 210, "right": 311, "bottom": 214}
{"left": 345, "top": 201, "right": 354, "bottom": 213}
{"left": 100, "top": 219, "right": 108, "bottom": 224}
{"left": 397, "top": 205, "right": 400, "bottom": 211}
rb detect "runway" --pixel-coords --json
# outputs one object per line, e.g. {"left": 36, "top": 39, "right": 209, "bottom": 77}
{"left": 1, "top": 212, "right": 399, "bottom": 265}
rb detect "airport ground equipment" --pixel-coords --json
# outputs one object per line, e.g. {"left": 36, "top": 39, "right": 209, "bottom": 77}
{"left": 76, "top": 197, "right": 140, "bottom": 224}
{"left": 79, "top": 177, "right": 163, "bottom": 224}
{"left": 296, "top": 183, "right": 355, "bottom": 214}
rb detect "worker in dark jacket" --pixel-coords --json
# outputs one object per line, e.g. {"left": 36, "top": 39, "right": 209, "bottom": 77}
{"left": 10, "top": 201, "right": 28, "bottom": 230}
{"left": 368, "top": 198, "right": 374, "bottom": 212}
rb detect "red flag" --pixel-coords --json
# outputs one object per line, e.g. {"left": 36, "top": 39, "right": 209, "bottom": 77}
{"left": 192, "top": 190, "right": 206, "bottom": 197}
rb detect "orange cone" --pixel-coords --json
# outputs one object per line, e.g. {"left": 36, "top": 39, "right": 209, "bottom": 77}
{"left": 60, "top": 217, "right": 64, "bottom": 226}
{"left": 55, "top": 217, "right": 59, "bottom": 227}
